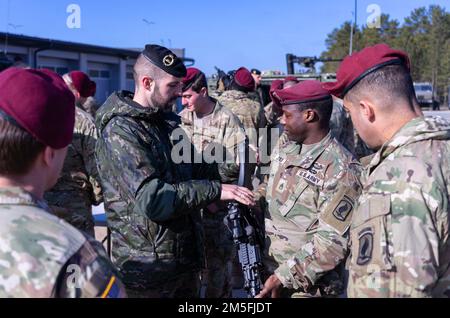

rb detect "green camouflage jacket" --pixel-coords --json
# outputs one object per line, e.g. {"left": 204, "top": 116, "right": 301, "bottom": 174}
{"left": 95, "top": 91, "right": 223, "bottom": 290}
{"left": 0, "top": 187, "right": 125, "bottom": 298}
{"left": 262, "top": 133, "right": 362, "bottom": 296}
{"left": 348, "top": 116, "right": 450, "bottom": 298}
{"left": 45, "top": 107, "right": 103, "bottom": 236}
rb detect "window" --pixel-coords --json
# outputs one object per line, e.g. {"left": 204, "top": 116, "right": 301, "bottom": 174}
{"left": 89, "top": 70, "right": 100, "bottom": 78}
{"left": 38, "top": 66, "right": 69, "bottom": 75}
{"left": 100, "top": 70, "right": 110, "bottom": 78}
{"left": 89, "top": 69, "right": 110, "bottom": 79}
{"left": 56, "top": 67, "right": 69, "bottom": 75}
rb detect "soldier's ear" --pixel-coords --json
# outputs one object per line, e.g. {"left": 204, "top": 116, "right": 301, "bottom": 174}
{"left": 200, "top": 87, "right": 208, "bottom": 97}
{"left": 303, "top": 109, "right": 316, "bottom": 123}
{"left": 142, "top": 76, "right": 153, "bottom": 91}
{"left": 360, "top": 100, "right": 375, "bottom": 123}
{"left": 42, "top": 147, "right": 53, "bottom": 166}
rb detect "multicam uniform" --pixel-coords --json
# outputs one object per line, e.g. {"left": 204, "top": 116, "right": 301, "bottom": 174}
{"left": 348, "top": 116, "right": 450, "bottom": 298}
{"left": 0, "top": 187, "right": 125, "bottom": 298}
{"left": 45, "top": 107, "right": 103, "bottom": 237}
{"left": 78, "top": 97, "right": 100, "bottom": 119}
{"left": 218, "top": 90, "right": 266, "bottom": 154}
{"left": 260, "top": 133, "right": 362, "bottom": 297}
{"left": 180, "top": 100, "right": 247, "bottom": 298}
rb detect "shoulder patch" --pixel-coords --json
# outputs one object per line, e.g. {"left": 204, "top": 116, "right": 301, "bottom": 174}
{"left": 356, "top": 227, "right": 374, "bottom": 266}
{"left": 320, "top": 186, "right": 359, "bottom": 235}
{"left": 333, "top": 195, "right": 354, "bottom": 222}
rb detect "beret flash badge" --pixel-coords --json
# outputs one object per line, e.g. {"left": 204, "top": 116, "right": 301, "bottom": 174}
{"left": 163, "top": 54, "right": 175, "bottom": 67}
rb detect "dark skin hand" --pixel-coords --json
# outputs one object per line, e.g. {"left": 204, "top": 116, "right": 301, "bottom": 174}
{"left": 255, "top": 274, "right": 283, "bottom": 298}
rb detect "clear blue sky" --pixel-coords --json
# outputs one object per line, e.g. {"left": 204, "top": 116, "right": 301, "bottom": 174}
{"left": 0, "top": 0, "right": 448, "bottom": 75}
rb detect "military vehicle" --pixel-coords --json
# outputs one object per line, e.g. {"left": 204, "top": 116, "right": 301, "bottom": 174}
{"left": 414, "top": 82, "right": 438, "bottom": 109}
{"left": 209, "top": 54, "right": 340, "bottom": 106}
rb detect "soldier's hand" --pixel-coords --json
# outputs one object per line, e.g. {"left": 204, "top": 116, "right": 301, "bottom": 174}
{"left": 220, "top": 184, "right": 255, "bottom": 206}
{"left": 255, "top": 274, "right": 283, "bottom": 298}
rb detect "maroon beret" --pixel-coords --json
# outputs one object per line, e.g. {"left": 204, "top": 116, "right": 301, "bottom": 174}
{"left": 182, "top": 67, "right": 203, "bottom": 91}
{"left": 284, "top": 76, "right": 299, "bottom": 84}
{"left": 70, "top": 71, "right": 96, "bottom": 98}
{"left": 234, "top": 67, "right": 255, "bottom": 91}
{"left": 269, "top": 80, "right": 284, "bottom": 105}
{"left": 272, "top": 80, "right": 331, "bottom": 108}
{"left": 0, "top": 68, "right": 75, "bottom": 149}
{"left": 323, "top": 43, "right": 411, "bottom": 98}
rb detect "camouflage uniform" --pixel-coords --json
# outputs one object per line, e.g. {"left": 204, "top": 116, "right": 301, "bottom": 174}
{"left": 0, "top": 187, "right": 126, "bottom": 298}
{"left": 264, "top": 102, "right": 282, "bottom": 130}
{"left": 348, "top": 116, "right": 450, "bottom": 298}
{"left": 95, "top": 91, "right": 223, "bottom": 298}
{"left": 260, "top": 133, "right": 362, "bottom": 297}
{"left": 78, "top": 97, "right": 100, "bottom": 119}
{"left": 45, "top": 107, "right": 103, "bottom": 237}
{"left": 248, "top": 88, "right": 265, "bottom": 111}
{"left": 259, "top": 101, "right": 284, "bottom": 178}
{"left": 180, "top": 100, "right": 247, "bottom": 298}
{"left": 218, "top": 90, "right": 266, "bottom": 153}
{"left": 330, "top": 100, "right": 355, "bottom": 155}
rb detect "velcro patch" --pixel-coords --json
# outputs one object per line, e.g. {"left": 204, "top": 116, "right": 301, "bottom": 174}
{"left": 320, "top": 187, "right": 359, "bottom": 235}
{"left": 333, "top": 196, "right": 353, "bottom": 222}
{"left": 356, "top": 227, "right": 374, "bottom": 266}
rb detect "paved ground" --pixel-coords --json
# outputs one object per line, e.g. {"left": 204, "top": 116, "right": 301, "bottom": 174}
{"left": 424, "top": 110, "right": 450, "bottom": 120}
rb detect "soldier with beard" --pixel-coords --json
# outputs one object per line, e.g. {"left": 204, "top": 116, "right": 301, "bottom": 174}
{"left": 95, "top": 45, "right": 255, "bottom": 298}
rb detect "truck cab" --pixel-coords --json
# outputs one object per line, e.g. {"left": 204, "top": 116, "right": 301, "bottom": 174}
{"left": 414, "top": 82, "right": 438, "bottom": 110}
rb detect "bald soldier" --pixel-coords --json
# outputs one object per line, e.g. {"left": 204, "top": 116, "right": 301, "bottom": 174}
{"left": 324, "top": 43, "right": 450, "bottom": 297}
{"left": 95, "top": 45, "right": 255, "bottom": 298}
{"left": 256, "top": 81, "right": 362, "bottom": 298}
{"left": 0, "top": 68, "right": 125, "bottom": 298}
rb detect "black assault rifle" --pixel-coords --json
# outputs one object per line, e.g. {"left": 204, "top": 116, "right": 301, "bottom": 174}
{"left": 224, "top": 140, "right": 264, "bottom": 298}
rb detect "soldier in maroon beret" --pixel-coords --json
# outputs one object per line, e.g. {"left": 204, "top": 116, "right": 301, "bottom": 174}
{"left": 324, "top": 43, "right": 450, "bottom": 298}
{"left": 180, "top": 67, "right": 249, "bottom": 298}
{"left": 0, "top": 68, "right": 126, "bottom": 298}
{"left": 63, "top": 71, "right": 99, "bottom": 118}
{"left": 255, "top": 80, "right": 362, "bottom": 298}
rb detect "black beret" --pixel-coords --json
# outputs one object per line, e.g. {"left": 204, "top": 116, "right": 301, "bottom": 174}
{"left": 251, "top": 69, "right": 261, "bottom": 76}
{"left": 142, "top": 44, "right": 187, "bottom": 78}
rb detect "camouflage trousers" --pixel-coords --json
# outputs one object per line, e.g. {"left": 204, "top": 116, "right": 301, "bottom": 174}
{"left": 202, "top": 209, "right": 235, "bottom": 298}
{"left": 125, "top": 271, "right": 201, "bottom": 298}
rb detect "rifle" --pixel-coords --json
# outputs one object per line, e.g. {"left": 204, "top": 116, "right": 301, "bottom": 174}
{"left": 214, "top": 66, "right": 233, "bottom": 92}
{"left": 225, "top": 140, "right": 264, "bottom": 298}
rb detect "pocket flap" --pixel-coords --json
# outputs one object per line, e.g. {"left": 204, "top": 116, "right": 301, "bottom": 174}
{"left": 352, "top": 194, "right": 391, "bottom": 228}
{"left": 279, "top": 182, "right": 309, "bottom": 217}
